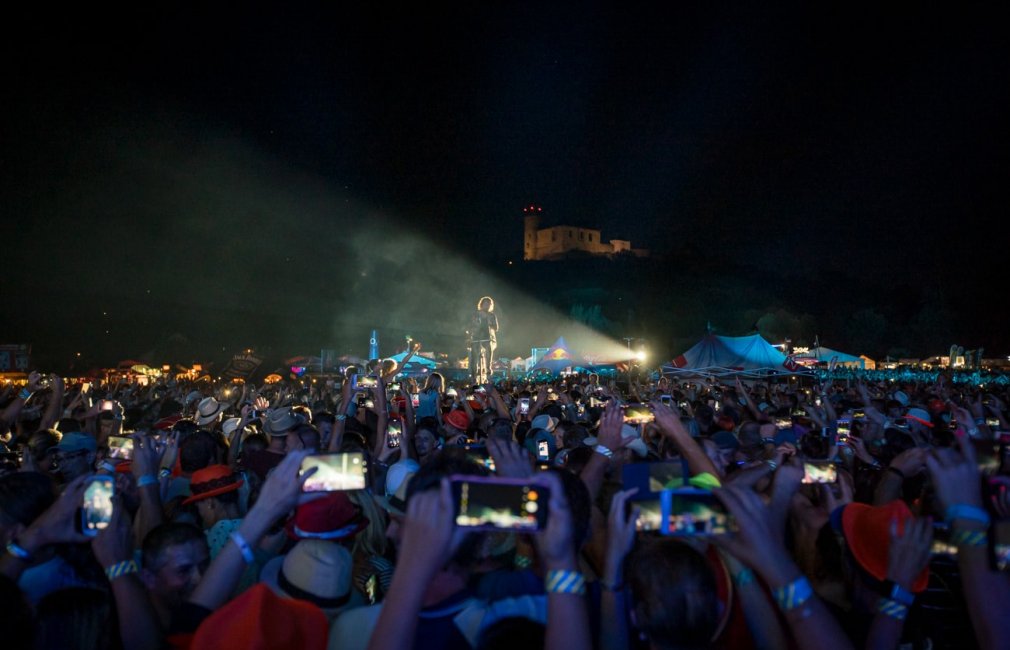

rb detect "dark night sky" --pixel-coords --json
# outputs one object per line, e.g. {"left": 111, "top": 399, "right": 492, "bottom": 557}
{"left": 3, "top": 2, "right": 1008, "bottom": 367}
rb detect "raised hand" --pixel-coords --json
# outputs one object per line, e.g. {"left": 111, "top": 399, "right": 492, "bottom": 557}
{"left": 488, "top": 437, "right": 534, "bottom": 478}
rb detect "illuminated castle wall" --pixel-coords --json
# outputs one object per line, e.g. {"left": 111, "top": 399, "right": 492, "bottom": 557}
{"left": 522, "top": 205, "right": 648, "bottom": 261}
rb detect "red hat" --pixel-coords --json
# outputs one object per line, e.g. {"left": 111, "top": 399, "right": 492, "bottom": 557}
{"left": 444, "top": 410, "right": 470, "bottom": 431}
{"left": 182, "top": 465, "right": 244, "bottom": 506}
{"left": 154, "top": 415, "right": 183, "bottom": 431}
{"left": 190, "top": 583, "right": 328, "bottom": 650}
{"left": 285, "top": 492, "right": 369, "bottom": 541}
{"left": 841, "top": 500, "right": 929, "bottom": 592}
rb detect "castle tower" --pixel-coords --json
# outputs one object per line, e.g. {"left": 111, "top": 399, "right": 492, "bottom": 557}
{"left": 523, "top": 204, "right": 542, "bottom": 260}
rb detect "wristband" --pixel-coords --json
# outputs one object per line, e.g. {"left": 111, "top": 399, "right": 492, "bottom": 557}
{"left": 735, "top": 568, "right": 756, "bottom": 587}
{"left": 100, "top": 461, "right": 117, "bottom": 474}
{"left": 136, "top": 474, "right": 158, "bottom": 488}
{"left": 950, "top": 528, "right": 987, "bottom": 547}
{"left": 545, "top": 570, "right": 586, "bottom": 595}
{"left": 18, "top": 388, "right": 32, "bottom": 401}
{"left": 886, "top": 582, "right": 915, "bottom": 606}
{"left": 877, "top": 597, "right": 908, "bottom": 621}
{"left": 764, "top": 460, "right": 778, "bottom": 473}
{"left": 230, "top": 531, "right": 255, "bottom": 564}
{"left": 159, "top": 468, "right": 172, "bottom": 479}
{"left": 594, "top": 444, "right": 613, "bottom": 459}
{"left": 6, "top": 540, "right": 33, "bottom": 562}
{"left": 104, "top": 559, "right": 139, "bottom": 581}
{"left": 945, "top": 504, "right": 990, "bottom": 527}
{"left": 335, "top": 414, "right": 347, "bottom": 421}
{"left": 773, "top": 576, "right": 814, "bottom": 612}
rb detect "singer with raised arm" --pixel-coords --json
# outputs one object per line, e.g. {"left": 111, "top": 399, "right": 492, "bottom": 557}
{"left": 469, "top": 296, "right": 498, "bottom": 384}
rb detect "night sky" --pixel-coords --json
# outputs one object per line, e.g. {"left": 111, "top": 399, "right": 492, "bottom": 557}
{"left": 3, "top": 3, "right": 1008, "bottom": 369}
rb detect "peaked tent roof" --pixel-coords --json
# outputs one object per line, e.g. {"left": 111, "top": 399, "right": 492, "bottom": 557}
{"left": 794, "top": 345, "right": 865, "bottom": 368}
{"left": 663, "top": 333, "right": 803, "bottom": 378}
{"left": 530, "top": 337, "right": 587, "bottom": 374}
{"left": 389, "top": 350, "right": 438, "bottom": 377}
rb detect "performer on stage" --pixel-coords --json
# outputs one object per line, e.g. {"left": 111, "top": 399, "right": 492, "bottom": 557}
{"left": 469, "top": 296, "right": 498, "bottom": 384}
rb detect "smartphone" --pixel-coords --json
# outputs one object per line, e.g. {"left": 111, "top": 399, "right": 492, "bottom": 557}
{"left": 81, "top": 382, "right": 91, "bottom": 394}
{"left": 519, "top": 397, "right": 530, "bottom": 416}
{"left": 622, "top": 404, "right": 655, "bottom": 425}
{"left": 451, "top": 476, "right": 549, "bottom": 531}
{"left": 622, "top": 460, "right": 688, "bottom": 495}
{"left": 389, "top": 382, "right": 401, "bottom": 392}
{"left": 660, "top": 489, "right": 732, "bottom": 537}
{"left": 931, "top": 524, "right": 958, "bottom": 557}
{"left": 660, "top": 395, "right": 672, "bottom": 406}
{"left": 82, "top": 476, "right": 115, "bottom": 537}
{"left": 987, "top": 417, "right": 1001, "bottom": 429}
{"left": 837, "top": 417, "right": 852, "bottom": 437}
{"left": 100, "top": 400, "right": 115, "bottom": 412}
{"left": 774, "top": 417, "right": 792, "bottom": 430}
{"left": 107, "top": 435, "right": 134, "bottom": 461}
{"left": 852, "top": 409, "right": 866, "bottom": 421}
{"left": 801, "top": 461, "right": 838, "bottom": 484}
{"left": 354, "top": 375, "right": 378, "bottom": 389}
{"left": 678, "top": 400, "right": 690, "bottom": 410}
{"left": 299, "top": 452, "right": 367, "bottom": 492}
{"left": 387, "top": 420, "right": 402, "bottom": 449}
{"left": 537, "top": 440, "right": 550, "bottom": 461}
{"left": 461, "top": 444, "right": 496, "bottom": 472}
{"left": 410, "top": 393, "right": 420, "bottom": 408}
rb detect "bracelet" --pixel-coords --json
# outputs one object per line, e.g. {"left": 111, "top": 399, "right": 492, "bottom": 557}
{"left": 159, "top": 468, "right": 172, "bottom": 479}
{"left": 6, "top": 540, "right": 33, "bottom": 562}
{"left": 230, "top": 531, "right": 255, "bottom": 564}
{"left": 945, "top": 504, "right": 991, "bottom": 527}
{"left": 18, "top": 388, "right": 32, "bottom": 401}
{"left": 773, "top": 576, "right": 814, "bottom": 612}
{"left": 545, "top": 570, "right": 586, "bottom": 595}
{"left": 886, "top": 581, "right": 915, "bottom": 606}
{"left": 104, "top": 559, "right": 139, "bottom": 581}
{"left": 950, "top": 528, "right": 987, "bottom": 547}
{"left": 886, "top": 466, "right": 906, "bottom": 481}
{"left": 735, "top": 568, "right": 756, "bottom": 587}
{"left": 765, "top": 460, "right": 778, "bottom": 473}
{"left": 594, "top": 444, "right": 613, "bottom": 459}
{"left": 136, "top": 474, "right": 158, "bottom": 488}
{"left": 877, "top": 597, "right": 908, "bottom": 621}
{"left": 335, "top": 414, "right": 347, "bottom": 421}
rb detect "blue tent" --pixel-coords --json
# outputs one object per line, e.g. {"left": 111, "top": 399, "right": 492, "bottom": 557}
{"left": 662, "top": 333, "right": 804, "bottom": 378}
{"left": 389, "top": 350, "right": 438, "bottom": 377}
{"left": 529, "top": 337, "right": 588, "bottom": 374}
{"left": 794, "top": 345, "right": 865, "bottom": 369}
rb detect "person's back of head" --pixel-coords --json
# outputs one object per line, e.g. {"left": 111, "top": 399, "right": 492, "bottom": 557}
{"left": 56, "top": 417, "right": 81, "bottom": 434}
{"left": 34, "top": 587, "right": 114, "bottom": 650}
{"left": 627, "top": 539, "right": 718, "bottom": 650}
{"left": 27, "top": 429, "right": 61, "bottom": 462}
{"left": 0, "top": 471, "right": 57, "bottom": 537}
{"left": 488, "top": 417, "right": 514, "bottom": 442}
{"left": 180, "top": 431, "right": 218, "bottom": 473}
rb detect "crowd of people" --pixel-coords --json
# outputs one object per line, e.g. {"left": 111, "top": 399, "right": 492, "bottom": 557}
{"left": 1, "top": 365, "right": 1008, "bottom": 649}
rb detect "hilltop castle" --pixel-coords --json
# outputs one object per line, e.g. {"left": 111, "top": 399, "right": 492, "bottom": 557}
{"left": 522, "top": 204, "right": 649, "bottom": 261}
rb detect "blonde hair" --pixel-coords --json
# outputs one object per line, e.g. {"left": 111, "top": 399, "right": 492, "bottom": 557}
{"left": 346, "top": 490, "right": 388, "bottom": 558}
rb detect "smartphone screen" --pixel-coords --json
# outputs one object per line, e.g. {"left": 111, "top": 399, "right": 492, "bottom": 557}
{"left": 389, "top": 382, "right": 401, "bottom": 392}
{"left": 411, "top": 393, "right": 420, "bottom": 408}
{"left": 354, "top": 375, "right": 378, "bottom": 389}
{"left": 633, "top": 498, "right": 663, "bottom": 532}
{"left": 622, "top": 404, "right": 655, "bottom": 425}
{"left": 452, "top": 477, "right": 548, "bottom": 531}
{"left": 100, "top": 400, "right": 115, "bottom": 412}
{"left": 837, "top": 417, "right": 852, "bottom": 437}
{"left": 299, "top": 453, "right": 367, "bottom": 492}
{"left": 461, "top": 445, "right": 497, "bottom": 472}
{"left": 82, "top": 476, "right": 115, "bottom": 536}
{"left": 386, "top": 419, "right": 403, "bottom": 449}
{"left": 537, "top": 440, "right": 549, "bottom": 461}
{"left": 519, "top": 398, "right": 530, "bottom": 415}
{"left": 107, "top": 435, "right": 134, "bottom": 461}
{"left": 987, "top": 417, "right": 1001, "bottom": 429}
{"left": 660, "top": 395, "right": 672, "bottom": 406}
{"left": 774, "top": 417, "right": 792, "bottom": 430}
{"left": 622, "top": 460, "right": 688, "bottom": 495}
{"left": 852, "top": 409, "right": 866, "bottom": 421}
{"left": 660, "top": 489, "right": 732, "bottom": 537}
{"left": 801, "top": 461, "right": 838, "bottom": 484}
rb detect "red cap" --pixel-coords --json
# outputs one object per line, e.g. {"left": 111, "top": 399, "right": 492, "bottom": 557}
{"left": 842, "top": 500, "right": 929, "bottom": 592}
{"left": 444, "top": 410, "right": 470, "bottom": 431}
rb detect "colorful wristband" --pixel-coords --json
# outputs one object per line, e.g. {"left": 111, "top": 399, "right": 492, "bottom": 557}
{"left": 877, "top": 597, "right": 908, "bottom": 621}
{"left": 951, "top": 528, "right": 987, "bottom": 547}
{"left": 230, "top": 531, "right": 255, "bottom": 564}
{"left": 545, "top": 570, "right": 586, "bottom": 595}
{"left": 6, "top": 540, "right": 33, "bottom": 562}
{"left": 594, "top": 444, "right": 613, "bottom": 459}
{"left": 945, "top": 504, "right": 990, "bottom": 527}
{"left": 773, "top": 576, "right": 814, "bottom": 612}
{"left": 136, "top": 474, "right": 158, "bottom": 488}
{"left": 104, "top": 559, "right": 139, "bottom": 581}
